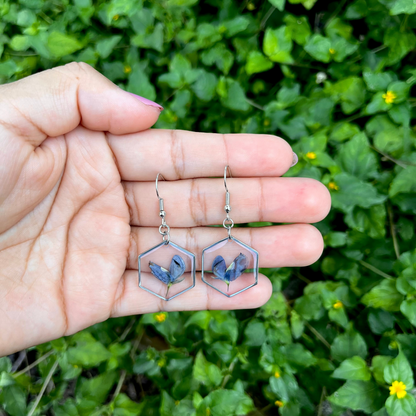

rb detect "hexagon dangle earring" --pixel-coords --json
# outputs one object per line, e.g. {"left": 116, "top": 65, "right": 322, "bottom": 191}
{"left": 201, "top": 166, "right": 259, "bottom": 297}
{"left": 138, "top": 174, "right": 196, "bottom": 301}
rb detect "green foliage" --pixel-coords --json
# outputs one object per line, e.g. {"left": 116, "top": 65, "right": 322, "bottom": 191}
{"left": 1, "top": 0, "right": 416, "bottom": 415}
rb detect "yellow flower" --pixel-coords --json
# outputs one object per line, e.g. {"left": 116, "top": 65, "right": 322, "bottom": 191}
{"left": 113, "top": 14, "right": 119, "bottom": 20}
{"left": 155, "top": 312, "right": 167, "bottom": 323}
{"left": 124, "top": 65, "right": 132, "bottom": 74}
{"left": 247, "top": 2, "right": 255, "bottom": 10}
{"left": 306, "top": 152, "right": 317, "bottom": 160}
{"left": 333, "top": 301, "right": 343, "bottom": 309}
{"left": 389, "top": 381, "right": 407, "bottom": 399}
{"left": 382, "top": 90, "right": 397, "bottom": 104}
{"left": 274, "top": 371, "right": 281, "bottom": 378}
{"left": 328, "top": 182, "right": 339, "bottom": 191}
{"left": 275, "top": 400, "right": 284, "bottom": 407}
{"left": 263, "top": 119, "right": 271, "bottom": 127}
{"left": 329, "top": 48, "right": 336, "bottom": 54}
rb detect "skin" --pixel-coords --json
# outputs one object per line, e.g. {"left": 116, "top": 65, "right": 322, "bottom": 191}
{"left": 0, "top": 62, "right": 331, "bottom": 356}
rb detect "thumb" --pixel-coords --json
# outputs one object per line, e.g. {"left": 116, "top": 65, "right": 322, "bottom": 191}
{"left": 0, "top": 61, "right": 163, "bottom": 147}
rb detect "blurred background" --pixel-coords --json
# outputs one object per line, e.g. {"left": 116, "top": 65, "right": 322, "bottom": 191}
{"left": 1, "top": 0, "right": 416, "bottom": 415}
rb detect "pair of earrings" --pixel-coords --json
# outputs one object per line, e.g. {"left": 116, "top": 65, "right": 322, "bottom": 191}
{"left": 138, "top": 166, "right": 259, "bottom": 301}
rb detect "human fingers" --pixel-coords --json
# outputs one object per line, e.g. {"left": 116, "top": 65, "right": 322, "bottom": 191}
{"left": 111, "top": 271, "right": 273, "bottom": 316}
{"left": 107, "top": 130, "right": 296, "bottom": 181}
{"left": 124, "top": 177, "right": 331, "bottom": 227}
{"left": 127, "top": 224, "right": 323, "bottom": 269}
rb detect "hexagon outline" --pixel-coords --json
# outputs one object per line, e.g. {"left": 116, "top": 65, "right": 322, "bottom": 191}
{"left": 201, "top": 236, "right": 259, "bottom": 298}
{"left": 138, "top": 241, "right": 196, "bottom": 301}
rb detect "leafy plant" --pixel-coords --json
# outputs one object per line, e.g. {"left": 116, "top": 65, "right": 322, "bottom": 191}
{"left": 1, "top": 0, "right": 416, "bottom": 415}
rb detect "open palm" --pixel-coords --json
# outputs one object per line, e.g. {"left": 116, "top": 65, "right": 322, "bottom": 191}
{"left": 0, "top": 63, "right": 330, "bottom": 356}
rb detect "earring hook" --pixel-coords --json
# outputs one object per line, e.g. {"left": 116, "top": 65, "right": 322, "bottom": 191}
{"left": 224, "top": 165, "right": 232, "bottom": 193}
{"left": 155, "top": 173, "right": 166, "bottom": 200}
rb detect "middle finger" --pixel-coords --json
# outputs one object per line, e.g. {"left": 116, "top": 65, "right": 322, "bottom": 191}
{"left": 123, "top": 177, "right": 330, "bottom": 227}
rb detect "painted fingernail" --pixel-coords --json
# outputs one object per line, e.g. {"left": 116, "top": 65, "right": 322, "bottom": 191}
{"left": 129, "top": 93, "right": 164, "bottom": 111}
{"left": 291, "top": 151, "right": 298, "bottom": 167}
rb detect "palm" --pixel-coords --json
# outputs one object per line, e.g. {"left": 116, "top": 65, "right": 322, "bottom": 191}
{"left": 0, "top": 63, "right": 331, "bottom": 356}
{"left": 0, "top": 127, "right": 131, "bottom": 352}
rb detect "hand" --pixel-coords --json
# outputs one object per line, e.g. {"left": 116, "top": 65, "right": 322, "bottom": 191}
{"left": 0, "top": 62, "right": 331, "bottom": 356}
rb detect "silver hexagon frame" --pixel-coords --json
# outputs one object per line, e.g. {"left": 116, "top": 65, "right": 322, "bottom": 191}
{"left": 201, "top": 236, "right": 259, "bottom": 298}
{"left": 138, "top": 241, "right": 196, "bottom": 301}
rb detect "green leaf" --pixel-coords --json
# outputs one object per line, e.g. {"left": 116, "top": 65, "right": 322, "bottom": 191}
{"left": 128, "top": 68, "right": 156, "bottom": 101}
{"left": 337, "top": 133, "right": 378, "bottom": 180}
{"left": 384, "top": 27, "right": 416, "bottom": 65}
{"left": 0, "top": 357, "right": 12, "bottom": 373}
{"left": 363, "top": 72, "right": 394, "bottom": 92}
{"left": 218, "top": 78, "right": 250, "bottom": 111}
{"left": 365, "top": 92, "right": 392, "bottom": 114}
{"left": 199, "top": 389, "right": 254, "bottom": 416}
{"left": 96, "top": 35, "right": 122, "bottom": 59}
{"left": 263, "top": 26, "right": 294, "bottom": 64}
{"left": 328, "top": 380, "right": 383, "bottom": 413}
{"left": 372, "top": 356, "right": 393, "bottom": 385}
{"left": 304, "top": 34, "right": 331, "bottom": 62}
{"left": 284, "top": 14, "right": 311, "bottom": 45}
{"left": 277, "top": 84, "right": 300, "bottom": 108}
{"left": 268, "top": 0, "right": 286, "bottom": 11}
{"left": 0, "top": 385, "right": 27, "bottom": 416}
{"left": 368, "top": 309, "right": 396, "bottom": 334}
{"left": 113, "top": 393, "right": 145, "bottom": 416}
{"left": 193, "top": 351, "right": 223, "bottom": 388}
{"left": 185, "top": 311, "right": 212, "bottom": 330}
{"left": 329, "top": 307, "right": 349, "bottom": 328}
{"left": 386, "top": 394, "right": 416, "bottom": 416}
{"left": 362, "top": 280, "right": 403, "bottom": 311}
{"left": 290, "top": 310, "right": 304, "bottom": 339}
{"left": 66, "top": 332, "right": 112, "bottom": 367}
{"left": 332, "top": 356, "right": 372, "bottom": 381}
{"left": 47, "top": 31, "right": 83, "bottom": 57}
{"left": 384, "top": 351, "right": 414, "bottom": 388}
{"left": 245, "top": 51, "right": 273, "bottom": 75}
{"left": 244, "top": 320, "right": 266, "bottom": 346}
{"left": 389, "top": 0, "right": 416, "bottom": 15}
{"left": 400, "top": 300, "right": 416, "bottom": 326}
{"left": 331, "top": 172, "right": 387, "bottom": 213}
{"left": 331, "top": 326, "right": 368, "bottom": 362}
{"left": 329, "top": 77, "right": 366, "bottom": 114}
{"left": 345, "top": 205, "right": 386, "bottom": 239}
{"left": 389, "top": 167, "right": 416, "bottom": 197}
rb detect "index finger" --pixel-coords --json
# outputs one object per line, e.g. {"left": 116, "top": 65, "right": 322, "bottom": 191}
{"left": 106, "top": 130, "right": 295, "bottom": 181}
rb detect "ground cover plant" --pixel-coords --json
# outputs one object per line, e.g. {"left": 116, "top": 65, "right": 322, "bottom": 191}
{"left": 1, "top": 0, "right": 416, "bottom": 415}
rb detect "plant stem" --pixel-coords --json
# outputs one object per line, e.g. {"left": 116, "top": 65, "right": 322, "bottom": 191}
{"left": 112, "top": 370, "right": 127, "bottom": 401}
{"left": 388, "top": 204, "right": 400, "bottom": 259}
{"left": 305, "top": 322, "right": 331, "bottom": 349}
{"left": 27, "top": 358, "right": 59, "bottom": 416}
{"left": 13, "top": 350, "right": 54, "bottom": 378}
{"left": 358, "top": 260, "right": 395, "bottom": 280}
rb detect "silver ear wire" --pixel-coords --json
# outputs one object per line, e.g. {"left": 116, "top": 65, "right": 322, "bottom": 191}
{"left": 155, "top": 173, "right": 170, "bottom": 243}
{"left": 223, "top": 165, "right": 234, "bottom": 238}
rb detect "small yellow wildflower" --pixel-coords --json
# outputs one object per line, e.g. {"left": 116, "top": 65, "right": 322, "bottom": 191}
{"left": 113, "top": 14, "right": 119, "bottom": 20}
{"left": 389, "top": 381, "right": 407, "bottom": 399}
{"left": 329, "top": 48, "right": 336, "bottom": 54}
{"left": 124, "top": 65, "right": 132, "bottom": 74}
{"left": 275, "top": 400, "right": 284, "bottom": 407}
{"left": 155, "top": 312, "right": 167, "bottom": 323}
{"left": 333, "top": 301, "right": 343, "bottom": 309}
{"left": 382, "top": 91, "right": 396, "bottom": 104}
{"left": 263, "top": 119, "right": 271, "bottom": 127}
{"left": 247, "top": 2, "right": 255, "bottom": 10}
{"left": 328, "top": 182, "right": 339, "bottom": 191}
{"left": 274, "top": 371, "right": 281, "bottom": 378}
{"left": 306, "top": 152, "right": 317, "bottom": 160}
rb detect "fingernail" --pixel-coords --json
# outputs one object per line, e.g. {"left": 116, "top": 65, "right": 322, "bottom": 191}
{"left": 129, "top": 93, "right": 164, "bottom": 111}
{"left": 290, "top": 152, "right": 298, "bottom": 167}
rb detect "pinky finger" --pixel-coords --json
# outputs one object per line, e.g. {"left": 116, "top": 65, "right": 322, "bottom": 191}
{"left": 111, "top": 272, "right": 273, "bottom": 316}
